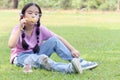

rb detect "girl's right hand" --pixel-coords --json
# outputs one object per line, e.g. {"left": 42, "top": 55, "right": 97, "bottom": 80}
{"left": 19, "top": 18, "right": 27, "bottom": 30}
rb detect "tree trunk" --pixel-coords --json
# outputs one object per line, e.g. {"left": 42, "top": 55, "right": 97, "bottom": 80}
{"left": 13, "top": 0, "right": 18, "bottom": 9}
{"left": 117, "top": 0, "right": 120, "bottom": 11}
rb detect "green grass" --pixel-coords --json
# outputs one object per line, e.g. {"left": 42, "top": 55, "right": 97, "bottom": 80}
{"left": 0, "top": 10, "right": 120, "bottom": 80}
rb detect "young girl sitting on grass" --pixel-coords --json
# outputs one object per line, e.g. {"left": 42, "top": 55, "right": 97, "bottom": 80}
{"left": 8, "top": 2, "right": 98, "bottom": 74}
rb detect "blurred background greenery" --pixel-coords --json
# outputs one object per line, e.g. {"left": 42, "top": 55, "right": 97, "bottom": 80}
{"left": 0, "top": 0, "right": 120, "bottom": 11}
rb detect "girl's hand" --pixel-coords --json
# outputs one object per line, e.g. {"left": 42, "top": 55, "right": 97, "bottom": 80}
{"left": 71, "top": 49, "right": 80, "bottom": 58}
{"left": 19, "top": 18, "right": 26, "bottom": 30}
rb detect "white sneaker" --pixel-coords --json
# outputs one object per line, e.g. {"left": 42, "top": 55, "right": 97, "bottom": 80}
{"left": 71, "top": 58, "right": 83, "bottom": 74}
{"left": 80, "top": 59, "right": 98, "bottom": 70}
{"left": 82, "top": 62, "right": 98, "bottom": 70}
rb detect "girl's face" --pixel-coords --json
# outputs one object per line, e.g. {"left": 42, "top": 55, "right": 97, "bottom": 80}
{"left": 24, "top": 5, "right": 40, "bottom": 25}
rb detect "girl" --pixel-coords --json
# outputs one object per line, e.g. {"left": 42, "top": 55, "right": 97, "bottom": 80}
{"left": 8, "top": 3, "right": 97, "bottom": 74}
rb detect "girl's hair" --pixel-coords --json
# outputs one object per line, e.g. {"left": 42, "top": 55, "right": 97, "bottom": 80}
{"left": 20, "top": 3, "right": 42, "bottom": 53}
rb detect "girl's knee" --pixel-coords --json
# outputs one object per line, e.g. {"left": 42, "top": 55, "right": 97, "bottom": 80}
{"left": 39, "top": 54, "right": 48, "bottom": 58}
{"left": 49, "top": 36, "right": 59, "bottom": 42}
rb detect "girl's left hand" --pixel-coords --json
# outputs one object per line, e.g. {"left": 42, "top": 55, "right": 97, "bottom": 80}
{"left": 71, "top": 49, "right": 80, "bottom": 58}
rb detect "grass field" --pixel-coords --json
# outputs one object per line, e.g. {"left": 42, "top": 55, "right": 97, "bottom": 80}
{"left": 0, "top": 10, "right": 120, "bottom": 80}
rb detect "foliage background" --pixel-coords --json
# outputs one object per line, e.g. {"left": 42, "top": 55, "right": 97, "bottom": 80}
{"left": 0, "top": 0, "right": 119, "bottom": 11}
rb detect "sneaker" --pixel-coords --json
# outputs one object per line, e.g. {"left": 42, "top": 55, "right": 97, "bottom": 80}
{"left": 39, "top": 54, "right": 51, "bottom": 70}
{"left": 71, "top": 58, "right": 83, "bottom": 74}
{"left": 80, "top": 59, "right": 98, "bottom": 70}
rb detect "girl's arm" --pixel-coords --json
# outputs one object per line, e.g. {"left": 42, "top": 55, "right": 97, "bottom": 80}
{"left": 8, "top": 25, "right": 22, "bottom": 48}
{"left": 57, "top": 35, "right": 80, "bottom": 58}
{"left": 8, "top": 19, "right": 25, "bottom": 48}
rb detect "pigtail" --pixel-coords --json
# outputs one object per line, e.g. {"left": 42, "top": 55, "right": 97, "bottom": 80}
{"left": 33, "top": 20, "right": 40, "bottom": 53}
{"left": 21, "top": 28, "right": 29, "bottom": 50}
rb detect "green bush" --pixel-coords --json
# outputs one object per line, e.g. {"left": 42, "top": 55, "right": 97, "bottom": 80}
{"left": 98, "top": 0, "right": 117, "bottom": 11}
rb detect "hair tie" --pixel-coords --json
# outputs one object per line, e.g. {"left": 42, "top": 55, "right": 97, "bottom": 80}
{"left": 39, "top": 14, "right": 42, "bottom": 17}
{"left": 20, "top": 13, "right": 23, "bottom": 17}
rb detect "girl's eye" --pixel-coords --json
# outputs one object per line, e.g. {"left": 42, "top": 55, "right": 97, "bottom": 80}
{"left": 28, "top": 13, "right": 32, "bottom": 14}
{"left": 35, "top": 13, "right": 38, "bottom": 15}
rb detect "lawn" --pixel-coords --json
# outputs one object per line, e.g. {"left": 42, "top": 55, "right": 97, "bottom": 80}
{"left": 0, "top": 10, "right": 120, "bottom": 80}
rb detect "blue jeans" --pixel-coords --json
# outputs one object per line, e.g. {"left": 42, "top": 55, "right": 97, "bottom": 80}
{"left": 14, "top": 36, "right": 76, "bottom": 73}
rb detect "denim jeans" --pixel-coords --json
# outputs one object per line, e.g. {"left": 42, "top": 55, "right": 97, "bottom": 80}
{"left": 14, "top": 36, "right": 76, "bottom": 73}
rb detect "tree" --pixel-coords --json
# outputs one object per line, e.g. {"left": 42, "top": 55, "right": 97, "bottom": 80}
{"left": 13, "top": 0, "right": 18, "bottom": 9}
{"left": 117, "top": 0, "right": 120, "bottom": 11}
